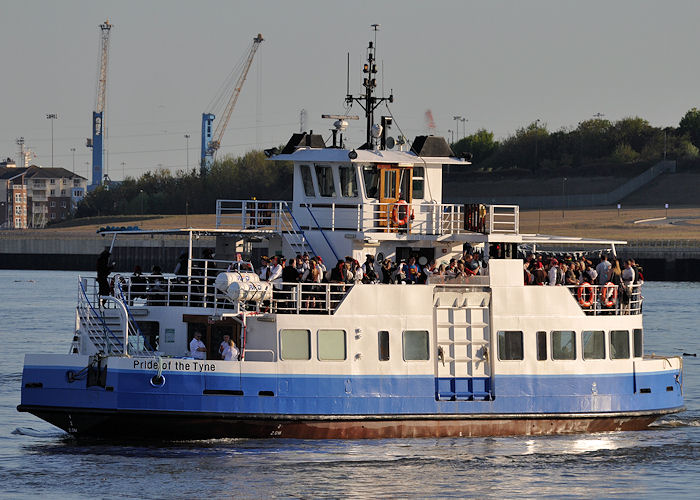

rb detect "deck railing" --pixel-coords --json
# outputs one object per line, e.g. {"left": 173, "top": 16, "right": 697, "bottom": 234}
{"left": 564, "top": 283, "right": 642, "bottom": 316}
{"left": 216, "top": 199, "right": 519, "bottom": 235}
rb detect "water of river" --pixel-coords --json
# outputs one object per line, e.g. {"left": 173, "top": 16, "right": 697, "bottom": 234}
{"left": 0, "top": 271, "right": 698, "bottom": 499}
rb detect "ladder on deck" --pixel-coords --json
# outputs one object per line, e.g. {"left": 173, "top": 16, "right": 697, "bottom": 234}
{"left": 279, "top": 202, "right": 317, "bottom": 256}
{"left": 434, "top": 289, "right": 493, "bottom": 401}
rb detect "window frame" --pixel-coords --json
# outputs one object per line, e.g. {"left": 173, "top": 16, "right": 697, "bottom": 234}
{"left": 317, "top": 329, "right": 347, "bottom": 361}
{"left": 378, "top": 330, "right": 390, "bottom": 361}
{"left": 279, "top": 329, "right": 311, "bottom": 360}
{"left": 362, "top": 164, "right": 380, "bottom": 199}
{"left": 551, "top": 330, "right": 577, "bottom": 360}
{"left": 633, "top": 328, "right": 643, "bottom": 358}
{"left": 610, "top": 330, "right": 630, "bottom": 360}
{"left": 314, "top": 164, "right": 336, "bottom": 197}
{"left": 536, "top": 331, "right": 547, "bottom": 361}
{"left": 338, "top": 165, "right": 358, "bottom": 198}
{"left": 402, "top": 330, "right": 430, "bottom": 361}
{"left": 497, "top": 330, "right": 524, "bottom": 361}
{"left": 299, "top": 164, "right": 316, "bottom": 197}
{"left": 412, "top": 166, "right": 425, "bottom": 199}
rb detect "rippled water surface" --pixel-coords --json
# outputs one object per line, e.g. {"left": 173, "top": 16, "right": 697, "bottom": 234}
{"left": 1, "top": 272, "right": 698, "bottom": 499}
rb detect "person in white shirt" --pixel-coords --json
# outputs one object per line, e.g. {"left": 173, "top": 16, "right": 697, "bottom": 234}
{"left": 219, "top": 334, "right": 231, "bottom": 358}
{"left": 548, "top": 259, "right": 559, "bottom": 286}
{"left": 268, "top": 256, "right": 283, "bottom": 290}
{"left": 189, "top": 331, "right": 207, "bottom": 360}
{"left": 222, "top": 338, "right": 239, "bottom": 361}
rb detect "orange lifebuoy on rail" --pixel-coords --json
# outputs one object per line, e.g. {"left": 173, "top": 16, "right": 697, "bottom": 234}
{"left": 602, "top": 281, "right": 618, "bottom": 307}
{"left": 577, "top": 282, "right": 594, "bottom": 307}
{"left": 391, "top": 200, "right": 414, "bottom": 226}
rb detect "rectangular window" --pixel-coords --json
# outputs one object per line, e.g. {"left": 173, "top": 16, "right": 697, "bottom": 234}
{"left": 633, "top": 328, "right": 643, "bottom": 358}
{"left": 61, "top": 201, "right": 66, "bottom": 208}
{"left": 280, "top": 329, "right": 311, "bottom": 360}
{"left": 14, "top": 194, "right": 21, "bottom": 202}
{"left": 50, "top": 201, "right": 56, "bottom": 207}
{"left": 50, "top": 179, "right": 55, "bottom": 184}
{"left": 299, "top": 164, "right": 315, "bottom": 197}
{"left": 362, "top": 164, "right": 380, "bottom": 198}
{"left": 61, "top": 190, "right": 66, "bottom": 196}
{"left": 15, "top": 206, "right": 21, "bottom": 215}
{"left": 552, "top": 330, "right": 576, "bottom": 360}
{"left": 403, "top": 330, "right": 429, "bottom": 360}
{"left": 383, "top": 170, "right": 397, "bottom": 199}
{"left": 536, "top": 331, "right": 547, "bottom": 360}
{"left": 15, "top": 217, "right": 21, "bottom": 226}
{"left": 378, "top": 331, "right": 390, "bottom": 361}
{"left": 497, "top": 331, "right": 524, "bottom": 360}
{"left": 315, "top": 165, "right": 335, "bottom": 197}
{"left": 317, "top": 329, "right": 346, "bottom": 361}
{"left": 610, "top": 330, "right": 630, "bottom": 359}
{"left": 339, "top": 165, "right": 358, "bottom": 197}
{"left": 582, "top": 330, "right": 605, "bottom": 360}
{"left": 412, "top": 166, "right": 425, "bottom": 199}
{"left": 50, "top": 189, "right": 55, "bottom": 195}
{"left": 50, "top": 213, "right": 56, "bottom": 220}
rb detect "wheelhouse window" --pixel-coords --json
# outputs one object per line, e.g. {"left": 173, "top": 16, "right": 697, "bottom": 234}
{"left": 317, "top": 329, "right": 346, "bottom": 361}
{"left": 582, "top": 330, "right": 605, "bottom": 360}
{"left": 536, "top": 331, "right": 547, "bottom": 360}
{"left": 497, "top": 331, "right": 524, "bottom": 360}
{"left": 300, "top": 164, "right": 315, "bottom": 197}
{"left": 339, "top": 165, "right": 358, "bottom": 197}
{"left": 403, "top": 330, "right": 429, "bottom": 360}
{"left": 633, "top": 328, "right": 643, "bottom": 358}
{"left": 610, "top": 330, "right": 630, "bottom": 359}
{"left": 280, "top": 329, "right": 311, "bottom": 360}
{"left": 362, "top": 164, "right": 380, "bottom": 198}
{"left": 412, "top": 166, "right": 425, "bottom": 199}
{"left": 315, "top": 165, "right": 335, "bottom": 197}
{"left": 378, "top": 331, "right": 390, "bottom": 361}
{"left": 552, "top": 330, "right": 576, "bottom": 360}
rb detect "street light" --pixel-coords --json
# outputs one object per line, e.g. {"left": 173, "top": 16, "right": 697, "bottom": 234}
{"left": 139, "top": 189, "right": 144, "bottom": 215}
{"left": 70, "top": 148, "right": 76, "bottom": 174}
{"left": 184, "top": 134, "right": 191, "bottom": 170}
{"left": 461, "top": 117, "right": 468, "bottom": 138}
{"left": 453, "top": 116, "right": 462, "bottom": 140}
{"left": 46, "top": 114, "right": 58, "bottom": 167}
{"left": 121, "top": 161, "right": 126, "bottom": 180}
{"left": 448, "top": 129, "right": 454, "bottom": 144}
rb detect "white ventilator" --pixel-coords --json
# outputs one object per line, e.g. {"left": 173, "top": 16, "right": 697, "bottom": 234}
{"left": 215, "top": 272, "right": 273, "bottom": 302}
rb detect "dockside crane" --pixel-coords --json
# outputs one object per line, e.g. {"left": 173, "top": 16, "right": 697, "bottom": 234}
{"left": 201, "top": 33, "right": 263, "bottom": 174}
{"left": 86, "top": 19, "right": 112, "bottom": 189}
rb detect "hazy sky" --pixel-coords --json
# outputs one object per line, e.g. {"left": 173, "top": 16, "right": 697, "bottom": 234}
{"left": 2, "top": 0, "right": 699, "bottom": 181}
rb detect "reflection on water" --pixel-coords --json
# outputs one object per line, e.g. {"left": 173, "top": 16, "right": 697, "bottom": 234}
{"left": 1, "top": 272, "right": 699, "bottom": 498}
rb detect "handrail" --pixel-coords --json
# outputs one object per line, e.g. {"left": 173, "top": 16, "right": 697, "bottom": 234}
{"left": 78, "top": 278, "right": 124, "bottom": 352}
{"left": 280, "top": 201, "right": 319, "bottom": 256}
{"left": 303, "top": 203, "right": 339, "bottom": 261}
{"left": 114, "top": 277, "right": 154, "bottom": 353}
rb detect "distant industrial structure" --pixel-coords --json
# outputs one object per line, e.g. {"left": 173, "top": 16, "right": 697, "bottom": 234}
{"left": 85, "top": 20, "right": 113, "bottom": 190}
{"left": 0, "top": 159, "right": 87, "bottom": 229}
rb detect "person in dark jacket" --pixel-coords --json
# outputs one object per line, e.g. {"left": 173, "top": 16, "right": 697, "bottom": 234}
{"left": 96, "top": 249, "right": 114, "bottom": 298}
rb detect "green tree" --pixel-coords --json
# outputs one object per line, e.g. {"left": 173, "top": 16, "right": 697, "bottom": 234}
{"left": 452, "top": 129, "right": 498, "bottom": 163}
{"left": 679, "top": 107, "right": 700, "bottom": 149}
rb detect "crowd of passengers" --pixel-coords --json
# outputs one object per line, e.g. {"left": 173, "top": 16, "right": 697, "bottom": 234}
{"left": 523, "top": 253, "right": 644, "bottom": 288}
{"left": 255, "top": 249, "right": 485, "bottom": 288}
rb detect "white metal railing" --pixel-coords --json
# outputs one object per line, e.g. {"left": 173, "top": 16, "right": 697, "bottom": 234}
{"left": 216, "top": 199, "right": 519, "bottom": 236}
{"left": 563, "top": 283, "right": 642, "bottom": 316}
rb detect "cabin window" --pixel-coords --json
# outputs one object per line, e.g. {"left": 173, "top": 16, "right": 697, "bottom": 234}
{"left": 300, "top": 164, "right": 315, "bottom": 196}
{"left": 403, "top": 330, "right": 429, "bottom": 360}
{"left": 582, "top": 330, "right": 605, "bottom": 360}
{"left": 384, "top": 170, "right": 398, "bottom": 199}
{"left": 536, "top": 331, "right": 547, "bottom": 360}
{"left": 317, "top": 329, "right": 346, "bottom": 361}
{"left": 378, "top": 331, "right": 390, "bottom": 361}
{"left": 280, "top": 329, "right": 311, "bottom": 360}
{"left": 315, "top": 165, "right": 336, "bottom": 197}
{"left": 339, "top": 166, "right": 358, "bottom": 197}
{"left": 552, "top": 330, "right": 576, "bottom": 360}
{"left": 497, "top": 331, "right": 523, "bottom": 360}
{"left": 412, "top": 166, "right": 425, "bottom": 199}
{"left": 633, "top": 328, "right": 643, "bottom": 358}
{"left": 610, "top": 330, "right": 630, "bottom": 359}
{"left": 362, "top": 164, "right": 380, "bottom": 198}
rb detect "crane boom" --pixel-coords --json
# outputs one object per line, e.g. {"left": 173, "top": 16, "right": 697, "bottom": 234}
{"left": 87, "top": 19, "right": 112, "bottom": 189}
{"left": 201, "top": 34, "right": 263, "bottom": 173}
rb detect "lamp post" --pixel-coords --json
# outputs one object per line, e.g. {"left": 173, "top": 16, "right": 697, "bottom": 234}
{"left": 453, "top": 116, "right": 462, "bottom": 140}
{"left": 562, "top": 177, "right": 567, "bottom": 218}
{"left": 448, "top": 129, "right": 454, "bottom": 144}
{"left": 121, "top": 161, "right": 126, "bottom": 180}
{"left": 184, "top": 134, "right": 191, "bottom": 170}
{"left": 140, "top": 189, "right": 144, "bottom": 215}
{"left": 46, "top": 114, "right": 58, "bottom": 167}
{"left": 70, "top": 148, "right": 76, "bottom": 174}
{"left": 461, "top": 117, "right": 468, "bottom": 138}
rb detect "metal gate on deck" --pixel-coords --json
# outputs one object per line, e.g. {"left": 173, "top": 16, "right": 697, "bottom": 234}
{"left": 433, "top": 289, "right": 493, "bottom": 401}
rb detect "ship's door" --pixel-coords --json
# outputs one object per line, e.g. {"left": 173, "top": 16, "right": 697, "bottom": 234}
{"left": 433, "top": 289, "right": 492, "bottom": 400}
{"left": 185, "top": 316, "right": 241, "bottom": 392}
{"left": 378, "top": 165, "right": 412, "bottom": 229}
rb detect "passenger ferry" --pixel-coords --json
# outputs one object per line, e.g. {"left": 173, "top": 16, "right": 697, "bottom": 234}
{"left": 18, "top": 33, "right": 684, "bottom": 439}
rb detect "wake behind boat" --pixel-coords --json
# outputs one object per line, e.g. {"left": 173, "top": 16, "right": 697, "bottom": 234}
{"left": 18, "top": 31, "right": 684, "bottom": 440}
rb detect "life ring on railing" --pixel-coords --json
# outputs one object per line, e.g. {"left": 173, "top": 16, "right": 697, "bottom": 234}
{"left": 391, "top": 200, "right": 414, "bottom": 226}
{"left": 577, "top": 282, "right": 594, "bottom": 307}
{"left": 602, "top": 281, "right": 618, "bottom": 307}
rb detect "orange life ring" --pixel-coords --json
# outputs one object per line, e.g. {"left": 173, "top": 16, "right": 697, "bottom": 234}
{"left": 602, "top": 281, "right": 618, "bottom": 307}
{"left": 577, "top": 282, "right": 594, "bottom": 307}
{"left": 391, "top": 201, "right": 413, "bottom": 226}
